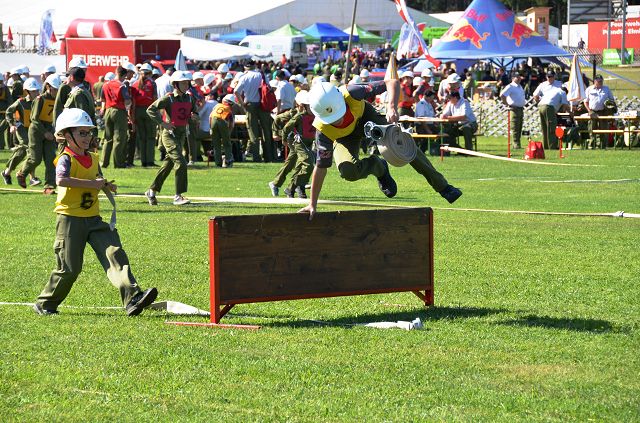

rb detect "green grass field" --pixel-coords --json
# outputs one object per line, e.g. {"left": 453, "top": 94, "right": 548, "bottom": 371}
{"left": 1, "top": 138, "right": 639, "bottom": 421}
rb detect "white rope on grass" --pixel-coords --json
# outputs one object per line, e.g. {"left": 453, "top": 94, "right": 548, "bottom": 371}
{"left": 441, "top": 146, "right": 603, "bottom": 166}
{"left": 1, "top": 188, "right": 638, "bottom": 219}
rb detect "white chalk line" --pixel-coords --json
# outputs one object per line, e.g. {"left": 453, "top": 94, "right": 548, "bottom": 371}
{"left": 1, "top": 188, "right": 638, "bottom": 219}
{"left": 475, "top": 178, "right": 640, "bottom": 184}
{"left": 443, "top": 146, "right": 604, "bottom": 166}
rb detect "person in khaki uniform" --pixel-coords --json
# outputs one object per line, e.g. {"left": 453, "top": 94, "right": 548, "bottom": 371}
{"left": 0, "top": 74, "right": 12, "bottom": 150}
{"left": 209, "top": 94, "right": 236, "bottom": 168}
{"left": 16, "top": 74, "right": 61, "bottom": 194}
{"left": 268, "top": 90, "right": 315, "bottom": 199}
{"left": 2, "top": 78, "right": 40, "bottom": 185}
{"left": 33, "top": 108, "right": 157, "bottom": 316}
{"left": 144, "top": 71, "right": 197, "bottom": 206}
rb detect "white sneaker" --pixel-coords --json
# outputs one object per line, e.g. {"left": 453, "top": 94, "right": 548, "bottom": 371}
{"left": 187, "top": 161, "right": 194, "bottom": 166}
{"left": 145, "top": 189, "right": 158, "bottom": 206}
{"left": 30, "top": 177, "right": 42, "bottom": 186}
{"left": 173, "top": 195, "right": 190, "bottom": 206}
{"left": 268, "top": 182, "right": 279, "bottom": 196}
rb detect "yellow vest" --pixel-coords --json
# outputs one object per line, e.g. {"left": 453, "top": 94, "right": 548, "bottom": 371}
{"left": 312, "top": 86, "right": 365, "bottom": 141}
{"left": 54, "top": 152, "right": 101, "bottom": 217}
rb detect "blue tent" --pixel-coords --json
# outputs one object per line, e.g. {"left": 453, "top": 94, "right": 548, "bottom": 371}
{"left": 302, "top": 23, "right": 357, "bottom": 43}
{"left": 218, "top": 29, "right": 257, "bottom": 43}
{"left": 430, "top": 0, "right": 569, "bottom": 60}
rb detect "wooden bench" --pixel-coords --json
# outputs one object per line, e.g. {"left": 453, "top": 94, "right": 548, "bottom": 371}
{"left": 167, "top": 208, "right": 435, "bottom": 329}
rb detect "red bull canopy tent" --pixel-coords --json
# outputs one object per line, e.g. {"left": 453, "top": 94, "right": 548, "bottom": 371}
{"left": 429, "top": 0, "right": 570, "bottom": 60}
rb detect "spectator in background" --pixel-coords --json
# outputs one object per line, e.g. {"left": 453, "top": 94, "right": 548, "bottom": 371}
{"left": 441, "top": 91, "right": 478, "bottom": 151}
{"left": 534, "top": 72, "right": 569, "bottom": 150}
{"left": 577, "top": 38, "right": 586, "bottom": 49}
{"left": 583, "top": 74, "right": 616, "bottom": 149}
{"left": 500, "top": 73, "right": 526, "bottom": 149}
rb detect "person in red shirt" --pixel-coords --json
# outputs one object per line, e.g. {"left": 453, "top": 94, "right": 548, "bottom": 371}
{"left": 398, "top": 71, "right": 418, "bottom": 119}
{"left": 131, "top": 63, "right": 157, "bottom": 166}
{"left": 100, "top": 65, "right": 131, "bottom": 168}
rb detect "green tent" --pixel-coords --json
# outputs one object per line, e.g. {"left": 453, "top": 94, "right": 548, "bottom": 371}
{"left": 342, "top": 24, "right": 385, "bottom": 45}
{"left": 267, "top": 24, "right": 316, "bottom": 43}
{"left": 391, "top": 26, "right": 450, "bottom": 48}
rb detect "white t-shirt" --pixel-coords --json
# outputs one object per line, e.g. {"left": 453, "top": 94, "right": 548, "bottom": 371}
{"left": 415, "top": 99, "right": 435, "bottom": 118}
{"left": 500, "top": 82, "right": 526, "bottom": 107}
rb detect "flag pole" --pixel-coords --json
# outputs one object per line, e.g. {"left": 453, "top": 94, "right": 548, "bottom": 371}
{"left": 344, "top": 0, "right": 358, "bottom": 84}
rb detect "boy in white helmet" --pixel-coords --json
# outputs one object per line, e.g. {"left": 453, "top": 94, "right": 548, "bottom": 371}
{"left": 269, "top": 89, "right": 315, "bottom": 199}
{"left": 16, "top": 74, "right": 61, "bottom": 194}
{"left": 298, "top": 74, "right": 462, "bottom": 220}
{"left": 144, "top": 70, "right": 198, "bottom": 206}
{"left": 33, "top": 108, "right": 158, "bottom": 316}
{"left": 2, "top": 78, "right": 41, "bottom": 186}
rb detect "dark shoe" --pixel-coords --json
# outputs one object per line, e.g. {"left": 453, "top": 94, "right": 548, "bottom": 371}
{"left": 224, "top": 160, "right": 233, "bottom": 168}
{"left": 16, "top": 173, "right": 27, "bottom": 189}
{"left": 377, "top": 159, "right": 397, "bottom": 198}
{"left": 268, "top": 182, "right": 279, "bottom": 197}
{"left": 33, "top": 302, "right": 59, "bottom": 316}
{"left": 2, "top": 170, "right": 12, "bottom": 185}
{"left": 126, "top": 287, "right": 158, "bottom": 316}
{"left": 440, "top": 185, "right": 462, "bottom": 204}
{"left": 145, "top": 190, "right": 158, "bottom": 206}
{"left": 295, "top": 186, "right": 307, "bottom": 199}
{"left": 283, "top": 187, "right": 294, "bottom": 198}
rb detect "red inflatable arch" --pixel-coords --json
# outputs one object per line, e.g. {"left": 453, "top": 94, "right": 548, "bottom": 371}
{"left": 61, "top": 19, "right": 126, "bottom": 55}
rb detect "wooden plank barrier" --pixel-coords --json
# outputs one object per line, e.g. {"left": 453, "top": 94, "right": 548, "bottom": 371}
{"left": 168, "top": 208, "right": 434, "bottom": 329}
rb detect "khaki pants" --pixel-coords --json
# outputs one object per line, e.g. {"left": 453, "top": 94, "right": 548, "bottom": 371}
{"left": 5, "top": 125, "right": 28, "bottom": 172}
{"left": 135, "top": 106, "right": 156, "bottom": 165}
{"left": 150, "top": 127, "right": 188, "bottom": 195}
{"left": 538, "top": 104, "right": 558, "bottom": 150}
{"left": 210, "top": 118, "right": 233, "bottom": 167}
{"left": 245, "top": 102, "right": 274, "bottom": 162}
{"left": 509, "top": 106, "right": 524, "bottom": 148}
{"left": 102, "top": 108, "right": 129, "bottom": 168}
{"left": 36, "top": 214, "right": 142, "bottom": 311}
{"left": 334, "top": 102, "right": 449, "bottom": 193}
{"left": 20, "top": 123, "right": 57, "bottom": 188}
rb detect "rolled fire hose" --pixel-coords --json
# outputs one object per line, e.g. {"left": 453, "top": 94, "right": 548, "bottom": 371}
{"left": 364, "top": 121, "right": 417, "bottom": 167}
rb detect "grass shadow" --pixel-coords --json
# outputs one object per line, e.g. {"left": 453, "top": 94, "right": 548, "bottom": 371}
{"left": 500, "top": 314, "right": 626, "bottom": 334}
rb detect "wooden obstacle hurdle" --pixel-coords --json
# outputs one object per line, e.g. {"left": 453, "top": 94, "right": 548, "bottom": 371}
{"left": 168, "top": 208, "right": 434, "bottom": 329}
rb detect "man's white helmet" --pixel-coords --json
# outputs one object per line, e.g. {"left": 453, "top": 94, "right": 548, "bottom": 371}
{"left": 269, "top": 79, "right": 279, "bottom": 89}
{"left": 446, "top": 73, "right": 461, "bottom": 83}
{"left": 104, "top": 72, "right": 116, "bottom": 81}
{"left": 203, "top": 73, "right": 216, "bottom": 86}
{"left": 225, "top": 72, "right": 234, "bottom": 80}
{"left": 222, "top": 94, "right": 237, "bottom": 104}
{"left": 139, "top": 63, "right": 153, "bottom": 72}
{"left": 44, "top": 74, "right": 62, "bottom": 89}
{"left": 217, "top": 63, "right": 229, "bottom": 73}
{"left": 309, "top": 82, "right": 346, "bottom": 124}
{"left": 295, "top": 90, "right": 310, "bottom": 105}
{"left": 359, "top": 69, "right": 370, "bottom": 78}
{"left": 296, "top": 74, "right": 307, "bottom": 84}
{"left": 192, "top": 71, "right": 205, "bottom": 80}
{"left": 413, "top": 76, "right": 423, "bottom": 86}
{"left": 10, "top": 67, "right": 22, "bottom": 75}
{"left": 421, "top": 69, "right": 433, "bottom": 78}
{"left": 350, "top": 75, "right": 363, "bottom": 84}
{"left": 152, "top": 68, "right": 161, "bottom": 76}
{"left": 55, "top": 108, "right": 96, "bottom": 135}
{"left": 23, "top": 77, "right": 41, "bottom": 92}
{"left": 43, "top": 64, "right": 57, "bottom": 74}
{"left": 68, "top": 57, "right": 88, "bottom": 69}
{"left": 123, "top": 62, "right": 137, "bottom": 73}
{"left": 170, "top": 70, "right": 192, "bottom": 83}
{"left": 401, "top": 70, "right": 414, "bottom": 79}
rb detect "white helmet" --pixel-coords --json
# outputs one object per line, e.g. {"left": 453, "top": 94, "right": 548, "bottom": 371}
{"left": 309, "top": 82, "right": 346, "bottom": 124}
{"left": 19, "top": 65, "right": 30, "bottom": 74}
{"left": 152, "top": 68, "right": 161, "bottom": 76}
{"left": 446, "top": 73, "right": 461, "bottom": 83}
{"left": 44, "top": 74, "right": 62, "bottom": 89}
{"left": 217, "top": 63, "right": 229, "bottom": 73}
{"left": 68, "top": 57, "right": 88, "bottom": 69}
{"left": 222, "top": 94, "right": 236, "bottom": 104}
{"left": 192, "top": 71, "right": 205, "bottom": 80}
{"left": 203, "top": 73, "right": 216, "bottom": 86}
{"left": 401, "top": 70, "right": 414, "bottom": 79}
{"left": 350, "top": 75, "right": 363, "bottom": 84}
{"left": 140, "top": 63, "right": 153, "bottom": 72}
{"left": 311, "top": 75, "right": 326, "bottom": 86}
{"left": 104, "top": 72, "right": 116, "bottom": 81}
{"left": 359, "top": 69, "right": 370, "bottom": 78}
{"left": 269, "top": 79, "right": 279, "bottom": 89}
{"left": 23, "top": 77, "right": 40, "bottom": 92}
{"left": 295, "top": 89, "right": 310, "bottom": 105}
{"left": 296, "top": 74, "right": 307, "bottom": 84}
{"left": 421, "top": 69, "right": 433, "bottom": 78}
{"left": 289, "top": 74, "right": 298, "bottom": 82}
{"left": 412, "top": 76, "right": 423, "bottom": 86}
{"left": 10, "top": 67, "right": 22, "bottom": 75}
{"left": 55, "top": 108, "right": 95, "bottom": 135}
{"left": 123, "top": 62, "right": 137, "bottom": 73}
{"left": 43, "top": 64, "right": 57, "bottom": 74}
{"left": 224, "top": 72, "right": 234, "bottom": 80}
{"left": 170, "top": 70, "right": 192, "bottom": 83}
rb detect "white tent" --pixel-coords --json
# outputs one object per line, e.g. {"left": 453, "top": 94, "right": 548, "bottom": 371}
{"left": 1, "top": 0, "right": 448, "bottom": 40}
{"left": 177, "top": 36, "right": 256, "bottom": 61}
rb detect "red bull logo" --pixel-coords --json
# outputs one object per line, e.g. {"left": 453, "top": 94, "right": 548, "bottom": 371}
{"left": 441, "top": 18, "right": 490, "bottom": 49}
{"left": 502, "top": 21, "right": 539, "bottom": 47}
